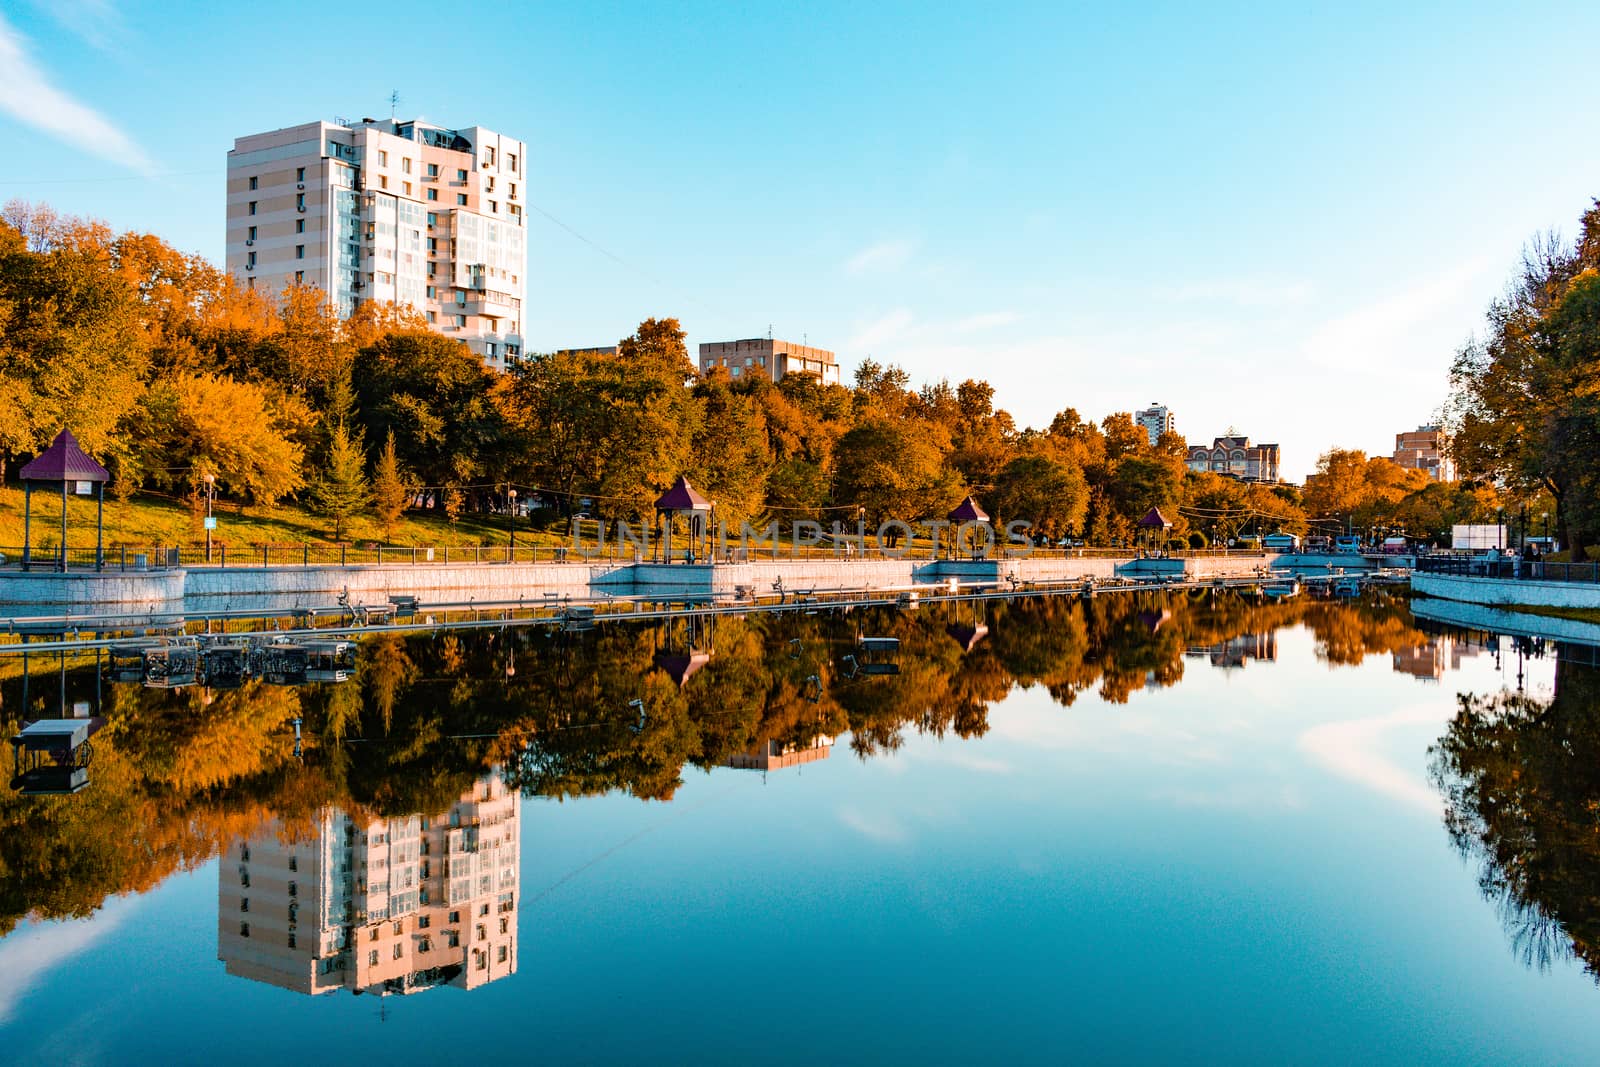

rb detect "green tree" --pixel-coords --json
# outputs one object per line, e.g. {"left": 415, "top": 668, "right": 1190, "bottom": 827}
{"left": 310, "top": 420, "right": 370, "bottom": 541}
{"left": 992, "top": 453, "right": 1089, "bottom": 536}
{"left": 371, "top": 430, "right": 410, "bottom": 539}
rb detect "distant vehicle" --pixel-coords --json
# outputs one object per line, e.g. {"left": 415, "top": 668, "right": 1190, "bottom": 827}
{"left": 1234, "top": 535, "right": 1262, "bottom": 549}
{"left": 1305, "top": 535, "right": 1332, "bottom": 553}
{"left": 1452, "top": 524, "right": 1508, "bottom": 551}
{"left": 1334, "top": 535, "right": 1362, "bottom": 553}
{"left": 1262, "top": 533, "right": 1301, "bottom": 552}
{"left": 1055, "top": 537, "right": 1085, "bottom": 548}
{"left": 1380, "top": 536, "right": 1410, "bottom": 555}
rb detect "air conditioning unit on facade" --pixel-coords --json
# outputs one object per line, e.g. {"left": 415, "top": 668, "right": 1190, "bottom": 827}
{"left": 245, "top": 239, "right": 254, "bottom": 246}
{"left": 297, "top": 183, "right": 305, "bottom": 190}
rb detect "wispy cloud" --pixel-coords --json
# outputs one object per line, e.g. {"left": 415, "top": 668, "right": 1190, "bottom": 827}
{"left": 0, "top": 11, "right": 156, "bottom": 176}
{"left": 0, "top": 895, "right": 139, "bottom": 1026}
{"left": 837, "top": 804, "right": 910, "bottom": 844}
{"left": 845, "top": 238, "right": 918, "bottom": 276}
{"left": 1159, "top": 278, "right": 1316, "bottom": 308}
{"left": 1299, "top": 257, "right": 1493, "bottom": 371}
{"left": 849, "top": 307, "right": 915, "bottom": 352}
{"left": 1297, "top": 703, "right": 1445, "bottom": 816}
{"left": 27, "top": 0, "right": 128, "bottom": 55}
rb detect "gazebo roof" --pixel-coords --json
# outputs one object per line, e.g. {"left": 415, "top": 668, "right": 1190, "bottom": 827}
{"left": 1136, "top": 507, "right": 1173, "bottom": 529}
{"left": 19, "top": 430, "right": 109, "bottom": 484}
{"left": 654, "top": 650, "right": 711, "bottom": 686}
{"left": 655, "top": 476, "right": 711, "bottom": 513}
{"left": 947, "top": 495, "right": 989, "bottom": 523}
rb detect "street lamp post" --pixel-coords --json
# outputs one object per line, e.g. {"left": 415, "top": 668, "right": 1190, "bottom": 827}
{"left": 1542, "top": 511, "right": 1550, "bottom": 547}
{"left": 507, "top": 487, "right": 517, "bottom": 559}
{"left": 857, "top": 505, "right": 866, "bottom": 558}
{"left": 203, "top": 473, "right": 215, "bottom": 564}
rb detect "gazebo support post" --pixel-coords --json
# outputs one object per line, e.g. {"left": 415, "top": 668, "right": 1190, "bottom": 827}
{"left": 96, "top": 482, "right": 105, "bottom": 572}
{"left": 22, "top": 483, "right": 31, "bottom": 571}
{"left": 59, "top": 478, "right": 68, "bottom": 572}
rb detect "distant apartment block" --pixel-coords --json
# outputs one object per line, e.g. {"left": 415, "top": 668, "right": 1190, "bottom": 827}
{"left": 1186, "top": 433, "right": 1281, "bottom": 482}
{"left": 1392, "top": 424, "right": 1454, "bottom": 481}
{"left": 698, "top": 338, "right": 842, "bottom": 386}
{"left": 217, "top": 773, "right": 519, "bottom": 997}
{"left": 1135, "top": 403, "right": 1176, "bottom": 446}
{"left": 226, "top": 116, "right": 528, "bottom": 368}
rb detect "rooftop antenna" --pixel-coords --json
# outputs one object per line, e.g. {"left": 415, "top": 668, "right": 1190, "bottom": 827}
{"left": 389, "top": 90, "right": 400, "bottom": 119}
{"left": 767, "top": 324, "right": 773, "bottom": 340}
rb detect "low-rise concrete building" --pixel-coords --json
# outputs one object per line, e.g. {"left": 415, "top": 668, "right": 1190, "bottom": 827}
{"left": 698, "top": 338, "right": 842, "bottom": 386}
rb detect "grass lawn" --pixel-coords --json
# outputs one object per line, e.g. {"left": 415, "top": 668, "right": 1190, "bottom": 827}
{"left": 0, "top": 486, "right": 571, "bottom": 554}
{"left": 1505, "top": 603, "right": 1600, "bottom": 625}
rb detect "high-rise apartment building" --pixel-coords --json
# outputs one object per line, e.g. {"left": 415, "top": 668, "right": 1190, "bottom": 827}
{"left": 1135, "top": 403, "right": 1176, "bottom": 446}
{"left": 698, "top": 338, "right": 842, "bottom": 386}
{"left": 218, "top": 773, "right": 520, "bottom": 997}
{"left": 1392, "top": 424, "right": 1454, "bottom": 481}
{"left": 226, "top": 117, "right": 528, "bottom": 367}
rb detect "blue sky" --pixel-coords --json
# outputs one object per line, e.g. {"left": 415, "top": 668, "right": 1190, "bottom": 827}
{"left": 3, "top": 1, "right": 1600, "bottom": 480}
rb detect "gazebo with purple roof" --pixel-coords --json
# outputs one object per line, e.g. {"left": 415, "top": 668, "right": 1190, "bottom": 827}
{"left": 947, "top": 496, "right": 989, "bottom": 524}
{"left": 1136, "top": 506, "right": 1173, "bottom": 556}
{"left": 19, "top": 430, "right": 109, "bottom": 572}
{"left": 654, "top": 476, "right": 712, "bottom": 563}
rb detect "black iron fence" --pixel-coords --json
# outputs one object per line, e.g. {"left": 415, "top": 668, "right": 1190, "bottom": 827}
{"left": 1416, "top": 555, "right": 1600, "bottom": 583}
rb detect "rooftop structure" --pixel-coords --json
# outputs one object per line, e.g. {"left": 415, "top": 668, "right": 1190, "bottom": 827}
{"left": 697, "top": 338, "right": 841, "bottom": 386}
{"left": 227, "top": 116, "right": 528, "bottom": 369}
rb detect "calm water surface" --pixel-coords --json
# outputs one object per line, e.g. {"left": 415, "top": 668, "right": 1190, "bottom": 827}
{"left": 2, "top": 592, "right": 1596, "bottom": 1064}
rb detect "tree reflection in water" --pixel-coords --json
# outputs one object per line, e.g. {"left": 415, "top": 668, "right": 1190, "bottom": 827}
{"left": 1432, "top": 642, "right": 1600, "bottom": 977}
{"left": 0, "top": 589, "right": 1430, "bottom": 940}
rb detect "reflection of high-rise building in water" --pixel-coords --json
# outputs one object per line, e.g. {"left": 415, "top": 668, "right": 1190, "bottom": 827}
{"left": 725, "top": 736, "right": 833, "bottom": 772}
{"left": 1393, "top": 635, "right": 1479, "bottom": 681}
{"left": 1185, "top": 632, "right": 1278, "bottom": 672}
{"left": 218, "top": 774, "right": 519, "bottom": 996}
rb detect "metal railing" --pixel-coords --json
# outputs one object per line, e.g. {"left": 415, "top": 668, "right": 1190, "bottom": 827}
{"left": 1416, "top": 555, "right": 1600, "bottom": 583}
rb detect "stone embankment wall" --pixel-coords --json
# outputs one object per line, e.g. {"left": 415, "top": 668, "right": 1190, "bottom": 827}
{"left": 0, "top": 550, "right": 1367, "bottom": 611}
{"left": 1411, "top": 572, "right": 1600, "bottom": 611}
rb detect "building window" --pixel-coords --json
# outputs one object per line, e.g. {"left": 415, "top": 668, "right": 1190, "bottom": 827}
{"left": 508, "top": 153, "right": 517, "bottom": 172}
{"left": 246, "top": 251, "right": 256, "bottom": 268}
{"left": 392, "top": 943, "right": 403, "bottom": 960}
{"left": 393, "top": 921, "right": 403, "bottom": 935}
{"left": 425, "top": 284, "right": 435, "bottom": 298}
{"left": 402, "top": 181, "right": 411, "bottom": 196}
{"left": 248, "top": 175, "right": 258, "bottom": 190}
{"left": 379, "top": 176, "right": 388, "bottom": 190}
{"left": 402, "top": 157, "right": 411, "bottom": 174}
{"left": 368, "top": 950, "right": 378, "bottom": 966}
{"left": 247, "top": 225, "right": 257, "bottom": 241}
{"left": 295, "top": 245, "right": 305, "bottom": 259}
{"left": 486, "top": 176, "right": 495, "bottom": 192}
{"left": 248, "top": 201, "right": 257, "bottom": 216}
{"left": 427, "top": 237, "right": 437, "bottom": 252}
{"left": 294, "top": 271, "right": 304, "bottom": 283}
{"left": 456, "top": 168, "right": 467, "bottom": 181}
{"left": 417, "top": 915, "right": 430, "bottom": 929}
{"left": 486, "top": 342, "right": 497, "bottom": 357}
{"left": 426, "top": 212, "right": 436, "bottom": 227}
{"left": 498, "top": 945, "right": 508, "bottom": 963}
{"left": 456, "top": 194, "right": 467, "bottom": 206}
{"left": 427, "top": 188, "right": 438, "bottom": 201}
{"left": 379, "top": 150, "right": 388, "bottom": 166}
{"left": 510, "top": 183, "right": 517, "bottom": 198}
{"left": 485, "top": 147, "right": 496, "bottom": 165}
{"left": 426, "top": 311, "right": 436, "bottom": 323}
{"left": 288, "top": 934, "right": 297, "bottom": 949}
{"left": 455, "top": 290, "right": 465, "bottom": 306}
{"left": 296, "top": 166, "right": 306, "bottom": 182}
{"left": 488, "top": 200, "right": 498, "bottom": 213}
{"left": 426, "top": 163, "right": 438, "bottom": 178}
{"left": 296, "top": 218, "right": 305, "bottom": 233}
{"left": 246, "top": 277, "right": 255, "bottom": 289}
{"left": 454, "top": 314, "right": 466, "bottom": 328}
{"left": 296, "top": 193, "right": 305, "bottom": 210}
{"left": 240, "top": 897, "right": 249, "bottom": 912}
{"left": 240, "top": 923, "right": 250, "bottom": 937}
{"left": 288, "top": 881, "right": 297, "bottom": 897}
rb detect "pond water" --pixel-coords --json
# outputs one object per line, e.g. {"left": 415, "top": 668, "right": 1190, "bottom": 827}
{"left": 1, "top": 591, "right": 1597, "bottom": 1064}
